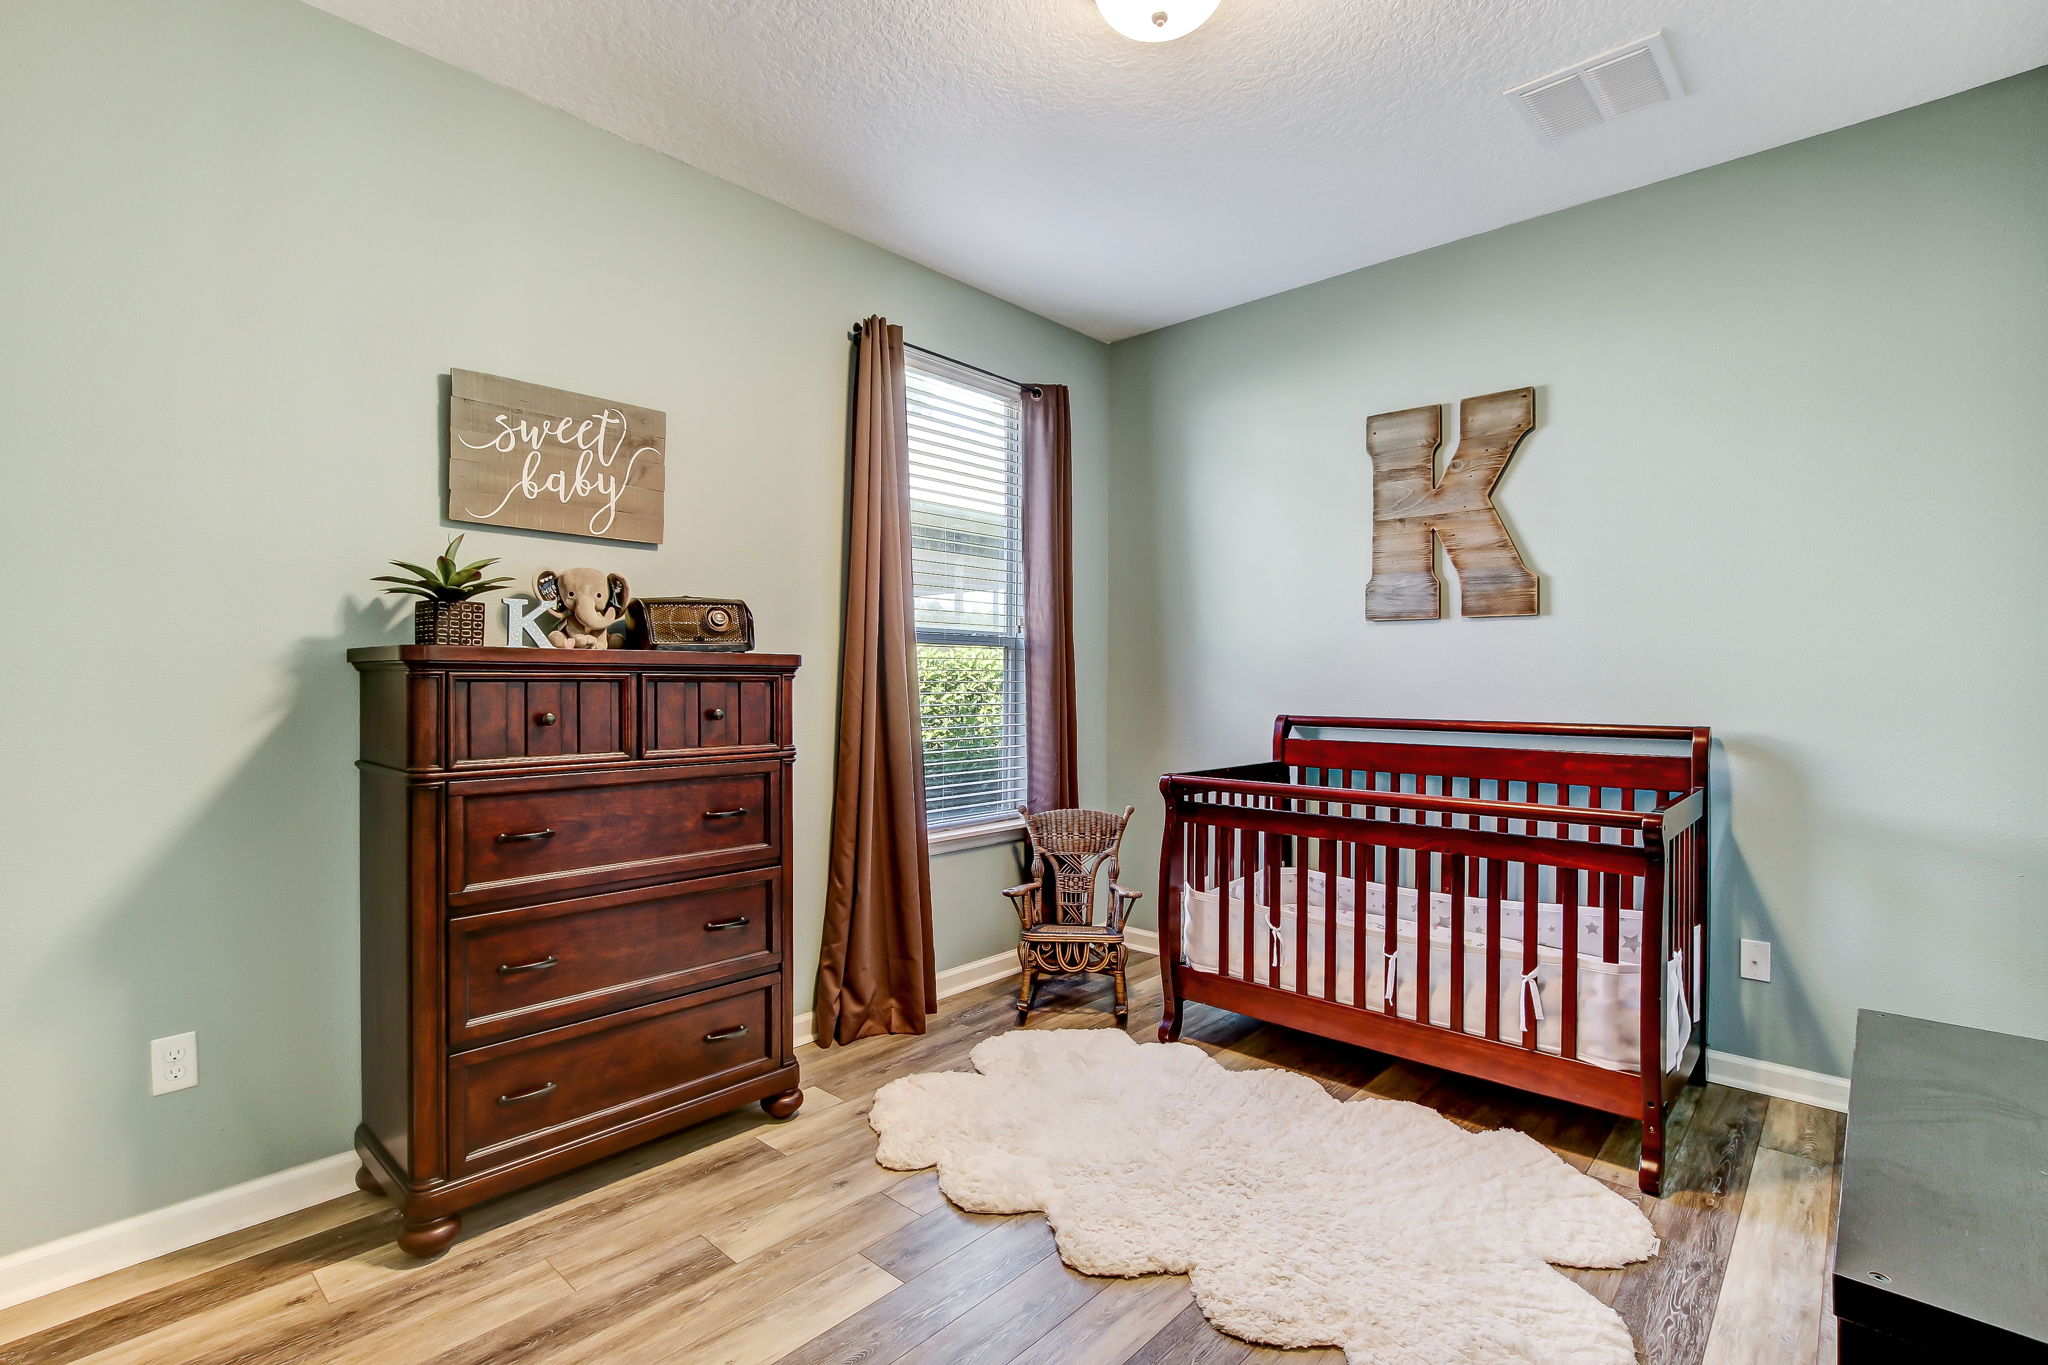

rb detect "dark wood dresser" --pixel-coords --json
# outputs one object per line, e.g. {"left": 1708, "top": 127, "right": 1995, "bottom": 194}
{"left": 347, "top": 645, "right": 803, "bottom": 1256}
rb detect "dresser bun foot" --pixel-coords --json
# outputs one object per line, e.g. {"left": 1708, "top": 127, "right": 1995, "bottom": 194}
{"left": 397, "top": 1214, "right": 461, "bottom": 1259}
{"left": 760, "top": 1087, "right": 805, "bottom": 1121}
{"left": 354, "top": 1164, "right": 382, "bottom": 1196}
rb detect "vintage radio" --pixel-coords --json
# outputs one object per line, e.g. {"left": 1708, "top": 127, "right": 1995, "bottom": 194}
{"left": 624, "top": 596, "right": 755, "bottom": 651}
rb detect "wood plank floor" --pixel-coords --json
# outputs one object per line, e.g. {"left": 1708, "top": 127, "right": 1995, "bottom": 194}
{"left": 0, "top": 958, "right": 1842, "bottom": 1365}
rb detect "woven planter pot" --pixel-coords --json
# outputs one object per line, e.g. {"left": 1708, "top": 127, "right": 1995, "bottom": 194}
{"left": 413, "top": 600, "right": 485, "bottom": 646}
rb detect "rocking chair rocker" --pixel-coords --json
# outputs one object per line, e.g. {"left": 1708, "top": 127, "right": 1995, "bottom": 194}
{"left": 1003, "top": 805, "right": 1142, "bottom": 1026}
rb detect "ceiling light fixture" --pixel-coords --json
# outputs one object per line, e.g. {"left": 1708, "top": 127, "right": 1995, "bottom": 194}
{"left": 1095, "top": 0, "right": 1220, "bottom": 43}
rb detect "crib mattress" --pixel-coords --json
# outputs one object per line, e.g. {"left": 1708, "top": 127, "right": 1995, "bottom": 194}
{"left": 1180, "top": 868, "right": 1694, "bottom": 1075}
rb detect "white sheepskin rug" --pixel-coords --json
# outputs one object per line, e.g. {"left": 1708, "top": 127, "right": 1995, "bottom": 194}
{"left": 870, "top": 1029, "right": 1657, "bottom": 1364}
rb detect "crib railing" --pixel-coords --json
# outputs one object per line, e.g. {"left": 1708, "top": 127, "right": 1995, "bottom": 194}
{"left": 1156, "top": 718, "right": 1709, "bottom": 1187}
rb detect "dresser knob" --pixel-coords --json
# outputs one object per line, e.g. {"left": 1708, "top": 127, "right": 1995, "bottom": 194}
{"left": 704, "top": 917, "right": 750, "bottom": 931}
{"left": 536, "top": 711, "right": 559, "bottom": 727}
{"left": 706, "top": 708, "right": 726, "bottom": 720}
{"left": 497, "top": 955, "right": 559, "bottom": 975}
{"left": 703, "top": 1025, "right": 750, "bottom": 1042}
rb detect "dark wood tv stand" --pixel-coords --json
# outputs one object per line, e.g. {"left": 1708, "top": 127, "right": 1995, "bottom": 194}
{"left": 1833, "top": 1010, "right": 2047, "bottom": 1359}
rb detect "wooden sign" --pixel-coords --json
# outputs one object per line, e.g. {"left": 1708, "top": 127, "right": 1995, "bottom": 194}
{"left": 1365, "top": 386, "right": 1539, "bottom": 620}
{"left": 448, "top": 370, "right": 664, "bottom": 544}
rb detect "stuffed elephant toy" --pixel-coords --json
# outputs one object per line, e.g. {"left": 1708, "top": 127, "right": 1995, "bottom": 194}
{"left": 534, "top": 568, "right": 631, "bottom": 649}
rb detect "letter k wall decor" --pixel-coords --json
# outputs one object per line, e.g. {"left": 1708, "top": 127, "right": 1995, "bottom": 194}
{"left": 447, "top": 369, "right": 666, "bottom": 544}
{"left": 1365, "top": 386, "right": 1539, "bottom": 620}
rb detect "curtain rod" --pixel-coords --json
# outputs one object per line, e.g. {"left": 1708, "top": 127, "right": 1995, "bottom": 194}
{"left": 847, "top": 325, "right": 1044, "bottom": 397}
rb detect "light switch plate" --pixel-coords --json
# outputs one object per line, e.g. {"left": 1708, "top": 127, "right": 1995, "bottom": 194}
{"left": 1739, "top": 939, "right": 1772, "bottom": 982}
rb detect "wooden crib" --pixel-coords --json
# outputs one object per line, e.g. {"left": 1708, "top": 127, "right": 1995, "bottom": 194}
{"left": 1156, "top": 716, "right": 1710, "bottom": 1194}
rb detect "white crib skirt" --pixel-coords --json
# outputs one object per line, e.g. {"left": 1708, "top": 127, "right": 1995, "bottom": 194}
{"left": 1179, "top": 868, "right": 1692, "bottom": 1075}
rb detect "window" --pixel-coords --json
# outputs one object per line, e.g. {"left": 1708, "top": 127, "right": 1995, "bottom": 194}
{"left": 906, "top": 348, "right": 1027, "bottom": 829}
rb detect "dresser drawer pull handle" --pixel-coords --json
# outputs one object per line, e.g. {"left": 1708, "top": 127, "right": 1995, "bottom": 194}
{"left": 704, "top": 917, "right": 750, "bottom": 931}
{"left": 497, "top": 955, "right": 558, "bottom": 975}
{"left": 704, "top": 808, "right": 748, "bottom": 820}
{"left": 535, "top": 711, "right": 559, "bottom": 727}
{"left": 706, "top": 707, "right": 727, "bottom": 720}
{"left": 496, "top": 828, "right": 556, "bottom": 843}
{"left": 498, "top": 1081, "right": 557, "bottom": 1105}
{"left": 703, "top": 1025, "right": 750, "bottom": 1042}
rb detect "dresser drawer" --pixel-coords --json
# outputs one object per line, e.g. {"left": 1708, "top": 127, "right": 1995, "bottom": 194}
{"left": 447, "top": 762, "right": 780, "bottom": 906}
{"left": 450, "top": 673, "right": 631, "bottom": 768}
{"left": 448, "top": 975, "right": 779, "bottom": 1174}
{"left": 642, "top": 675, "right": 781, "bottom": 757}
{"left": 448, "top": 870, "right": 779, "bottom": 1047}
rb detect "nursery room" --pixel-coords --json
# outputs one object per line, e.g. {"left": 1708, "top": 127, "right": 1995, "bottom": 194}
{"left": 3, "top": 0, "right": 2045, "bottom": 1361}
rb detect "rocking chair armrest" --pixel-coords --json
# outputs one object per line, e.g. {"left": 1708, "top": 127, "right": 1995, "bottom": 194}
{"left": 1110, "top": 884, "right": 1144, "bottom": 905}
{"left": 1108, "top": 884, "right": 1143, "bottom": 931}
{"left": 1001, "top": 884, "right": 1042, "bottom": 923}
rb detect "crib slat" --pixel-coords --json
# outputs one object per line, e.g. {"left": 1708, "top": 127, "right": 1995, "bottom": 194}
{"left": 1241, "top": 830, "right": 1258, "bottom": 984}
{"left": 1521, "top": 859, "right": 1540, "bottom": 1051}
{"left": 1438, "top": 780, "right": 1456, "bottom": 892}
{"left": 1448, "top": 853, "right": 1467, "bottom": 1035}
{"left": 1602, "top": 872, "right": 1622, "bottom": 965}
{"left": 1384, "top": 844, "right": 1400, "bottom": 1017}
{"left": 1264, "top": 828, "right": 1283, "bottom": 988}
{"left": 1327, "top": 769, "right": 1343, "bottom": 875}
{"left": 1321, "top": 835, "right": 1337, "bottom": 1001}
{"left": 1352, "top": 840, "right": 1369, "bottom": 1010}
{"left": 1561, "top": 866, "right": 1580, "bottom": 1061}
{"left": 1485, "top": 858, "right": 1503, "bottom": 1041}
{"left": 1623, "top": 790, "right": 1644, "bottom": 910}
{"left": 1442, "top": 811, "right": 1458, "bottom": 892}
{"left": 1218, "top": 825, "right": 1235, "bottom": 982}
{"left": 1246, "top": 822, "right": 1262, "bottom": 985}
{"left": 1416, "top": 851, "right": 1433, "bottom": 1024}
{"left": 1293, "top": 833, "right": 1309, "bottom": 994}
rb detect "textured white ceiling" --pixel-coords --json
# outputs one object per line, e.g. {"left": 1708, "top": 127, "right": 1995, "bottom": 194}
{"left": 306, "top": 0, "right": 2048, "bottom": 340}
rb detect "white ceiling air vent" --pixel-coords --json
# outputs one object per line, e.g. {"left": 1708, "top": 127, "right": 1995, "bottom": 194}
{"left": 1508, "top": 32, "right": 1684, "bottom": 140}
{"left": 1518, "top": 74, "right": 1606, "bottom": 138}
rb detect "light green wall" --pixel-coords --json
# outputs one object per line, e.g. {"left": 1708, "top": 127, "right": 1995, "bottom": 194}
{"left": 0, "top": 0, "right": 1105, "bottom": 1256}
{"left": 1107, "top": 69, "right": 2048, "bottom": 1080}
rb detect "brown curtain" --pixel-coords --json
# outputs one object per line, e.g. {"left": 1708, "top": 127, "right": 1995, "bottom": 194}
{"left": 814, "top": 317, "right": 937, "bottom": 1047}
{"left": 1022, "top": 384, "right": 1078, "bottom": 811}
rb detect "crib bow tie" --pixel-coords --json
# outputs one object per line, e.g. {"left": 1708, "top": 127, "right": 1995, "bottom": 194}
{"left": 1517, "top": 967, "right": 1545, "bottom": 1036}
{"left": 1383, "top": 952, "right": 1400, "bottom": 1007}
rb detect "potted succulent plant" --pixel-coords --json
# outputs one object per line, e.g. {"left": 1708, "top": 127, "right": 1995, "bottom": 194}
{"left": 374, "top": 536, "right": 515, "bottom": 645}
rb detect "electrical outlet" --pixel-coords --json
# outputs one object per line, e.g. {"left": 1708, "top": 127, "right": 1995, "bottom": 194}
{"left": 1739, "top": 939, "right": 1772, "bottom": 982}
{"left": 150, "top": 1032, "right": 199, "bottom": 1095}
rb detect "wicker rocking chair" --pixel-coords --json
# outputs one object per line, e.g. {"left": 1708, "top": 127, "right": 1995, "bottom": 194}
{"left": 1003, "top": 805, "right": 1142, "bottom": 1026}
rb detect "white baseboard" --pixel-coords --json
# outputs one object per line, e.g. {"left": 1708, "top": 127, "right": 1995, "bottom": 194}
{"left": 1706, "top": 1050, "right": 1849, "bottom": 1112}
{"left": 0, "top": 1151, "right": 360, "bottom": 1312}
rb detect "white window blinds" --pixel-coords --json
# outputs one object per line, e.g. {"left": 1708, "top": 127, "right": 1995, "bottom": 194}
{"left": 905, "top": 348, "right": 1028, "bottom": 828}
